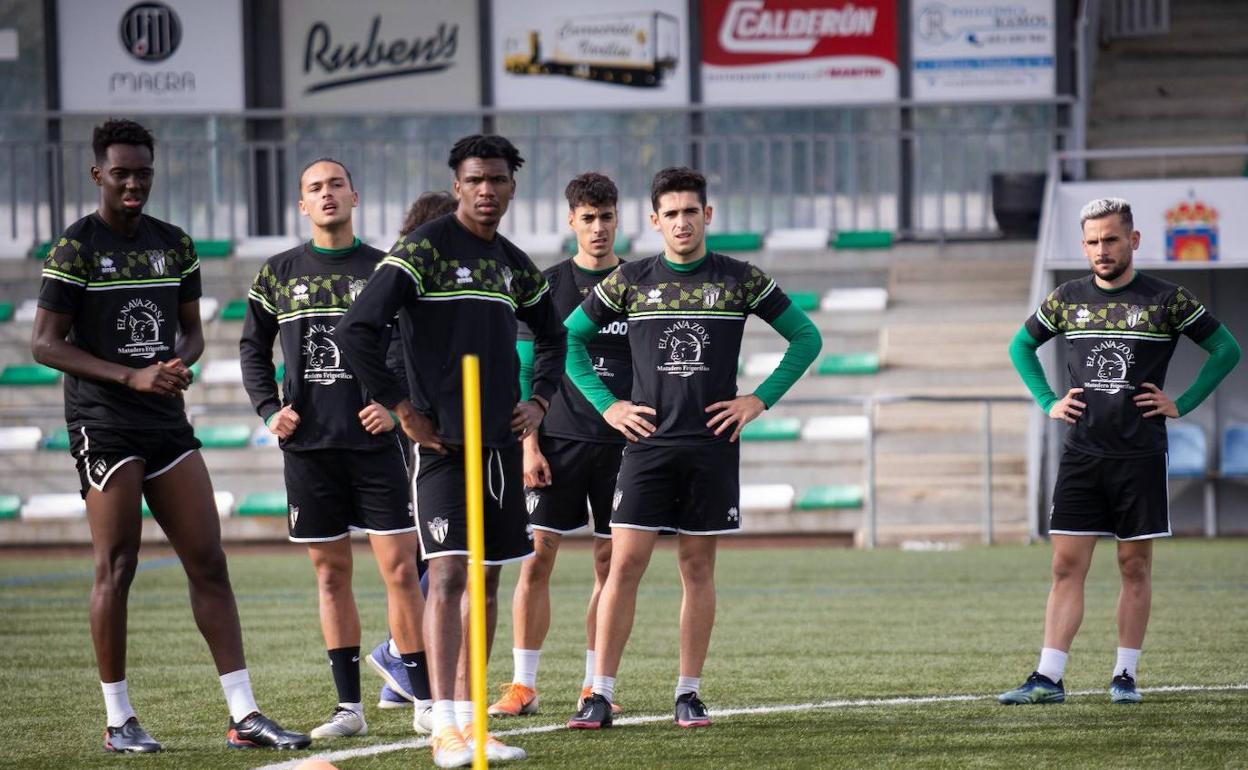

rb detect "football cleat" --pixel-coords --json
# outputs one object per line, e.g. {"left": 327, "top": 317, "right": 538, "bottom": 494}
{"left": 378, "top": 682, "right": 411, "bottom": 710}
{"left": 488, "top": 682, "right": 539, "bottom": 716}
{"left": 226, "top": 711, "right": 311, "bottom": 750}
{"left": 413, "top": 701, "right": 434, "bottom": 734}
{"left": 309, "top": 706, "right": 366, "bottom": 738}
{"left": 580, "top": 685, "right": 622, "bottom": 715}
{"left": 430, "top": 726, "right": 473, "bottom": 769}
{"left": 998, "top": 672, "right": 1066, "bottom": 705}
{"left": 675, "top": 692, "right": 711, "bottom": 728}
{"left": 464, "top": 723, "right": 528, "bottom": 761}
{"left": 103, "top": 717, "right": 162, "bottom": 753}
{"left": 366, "top": 640, "right": 416, "bottom": 703}
{"left": 567, "top": 692, "right": 613, "bottom": 729}
{"left": 1110, "top": 672, "right": 1143, "bottom": 704}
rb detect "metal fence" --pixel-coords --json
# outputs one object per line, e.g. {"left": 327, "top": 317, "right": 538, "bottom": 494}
{"left": 1, "top": 102, "right": 1069, "bottom": 247}
{"left": 1102, "top": 0, "right": 1171, "bottom": 39}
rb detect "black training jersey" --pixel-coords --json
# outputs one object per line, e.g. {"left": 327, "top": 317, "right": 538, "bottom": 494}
{"left": 520, "top": 260, "right": 631, "bottom": 444}
{"left": 37, "top": 213, "right": 202, "bottom": 429}
{"left": 337, "top": 213, "right": 567, "bottom": 449}
{"left": 1025, "top": 272, "right": 1221, "bottom": 458}
{"left": 240, "top": 241, "right": 403, "bottom": 452}
{"left": 580, "top": 252, "right": 790, "bottom": 446}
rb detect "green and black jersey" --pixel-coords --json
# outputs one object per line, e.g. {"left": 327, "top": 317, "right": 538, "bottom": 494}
{"left": 337, "top": 213, "right": 567, "bottom": 449}
{"left": 1024, "top": 272, "right": 1220, "bottom": 457}
{"left": 37, "top": 212, "right": 201, "bottom": 429}
{"left": 578, "top": 252, "right": 791, "bottom": 445}
{"left": 240, "top": 240, "right": 399, "bottom": 452}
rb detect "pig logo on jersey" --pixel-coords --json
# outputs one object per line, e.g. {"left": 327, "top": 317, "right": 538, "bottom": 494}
{"left": 1084, "top": 340, "right": 1135, "bottom": 395}
{"left": 115, "top": 298, "right": 170, "bottom": 359}
{"left": 348, "top": 279, "right": 367, "bottom": 302}
{"left": 657, "top": 320, "right": 711, "bottom": 378}
{"left": 303, "top": 324, "right": 352, "bottom": 385}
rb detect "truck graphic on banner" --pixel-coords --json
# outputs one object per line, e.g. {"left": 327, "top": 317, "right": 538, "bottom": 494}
{"left": 504, "top": 11, "right": 679, "bottom": 88}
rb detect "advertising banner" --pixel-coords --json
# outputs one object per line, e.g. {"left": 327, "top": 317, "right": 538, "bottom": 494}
{"left": 702, "top": 0, "right": 899, "bottom": 106}
{"left": 912, "top": 0, "right": 1054, "bottom": 102}
{"left": 58, "top": 0, "right": 244, "bottom": 111}
{"left": 491, "top": 0, "right": 690, "bottom": 109}
{"left": 1051, "top": 180, "right": 1248, "bottom": 267}
{"left": 282, "top": 0, "right": 480, "bottom": 112}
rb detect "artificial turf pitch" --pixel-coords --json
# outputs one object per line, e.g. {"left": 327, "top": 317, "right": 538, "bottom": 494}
{"left": 2, "top": 539, "right": 1245, "bottom": 769}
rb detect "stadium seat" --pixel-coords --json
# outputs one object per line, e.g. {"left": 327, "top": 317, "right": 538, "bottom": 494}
{"left": 0, "top": 301, "right": 13, "bottom": 322}
{"left": 820, "top": 288, "right": 888, "bottom": 312}
{"left": 236, "top": 491, "right": 288, "bottom": 517}
{"left": 31, "top": 241, "right": 53, "bottom": 260}
{"left": 740, "top": 416, "right": 802, "bottom": 442}
{"left": 21, "top": 493, "right": 86, "bottom": 520}
{"left": 1220, "top": 424, "right": 1248, "bottom": 477}
{"left": 1167, "top": 423, "right": 1207, "bottom": 478}
{"left": 833, "top": 230, "right": 893, "bottom": 249}
{"left": 219, "top": 299, "right": 249, "bottom": 321}
{"left": 740, "top": 483, "right": 795, "bottom": 512}
{"left": 234, "top": 236, "right": 299, "bottom": 259}
{"left": 632, "top": 230, "right": 664, "bottom": 255}
{"left": 14, "top": 299, "right": 39, "bottom": 323}
{"left": 250, "top": 424, "right": 279, "bottom": 447}
{"left": 706, "top": 232, "right": 763, "bottom": 252}
{"left": 765, "top": 228, "right": 828, "bottom": 252}
{"left": 801, "top": 415, "right": 870, "bottom": 441}
{"left": 795, "top": 484, "right": 864, "bottom": 510}
{"left": 202, "top": 359, "right": 243, "bottom": 385}
{"left": 199, "top": 296, "right": 220, "bottom": 322}
{"left": 42, "top": 427, "right": 71, "bottom": 451}
{"left": 195, "top": 424, "right": 252, "bottom": 449}
{"left": 275, "top": 361, "right": 286, "bottom": 382}
{"left": 0, "top": 426, "right": 42, "bottom": 451}
{"left": 0, "top": 494, "right": 20, "bottom": 519}
{"left": 564, "top": 235, "right": 632, "bottom": 256}
{"left": 195, "top": 240, "right": 233, "bottom": 258}
{"left": 0, "top": 363, "right": 61, "bottom": 386}
{"left": 743, "top": 352, "right": 783, "bottom": 377}
{"left": 786, "top": 291, "right": 820, "bottom": 312}
{"left": 815, "top": 352, "right": 880, "bottom": 376}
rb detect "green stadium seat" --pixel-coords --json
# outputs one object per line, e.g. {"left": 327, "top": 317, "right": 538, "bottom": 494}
{"left": 0, "top": 494, "right": 20, "bottom": 519}
{"left": 787, "top": 291, "right": 819, "bottom": 312}
{"left": 196, "top": 240, "right": 233, "bottom": 258}
{"left": 220, "top": 299, "right": 249, "bottom": 321}
{"left": 0, "top": 301, "right": 14, "bottom": 322}
{"left": 706, "top": 232, "right": 764, "bottom": 252}
{"left": 563, "top": 235, "right": 632, "bottom": 256}
{"left": 740, "top": 416, "right": 802, "bottom": 442}
{"left": 832, "top": 230, "right": 893, "bottom": 249}
{"left": 816, "top": 352, "right": 880, "bottom": 376}
{"left": 275, "top": 361, "right": 285, "bottom": 381}
{"left": 42, "top": 427, "right": 71, "bottom": 451}
{"left": 195, "top": 424, "right": 252, "bottom": 449}
{"left": 0, "top": 364, "right": 62, "bottom": 386}
{"left": 236, "top": 491, "right": 288, "bottom": 517}
{"left": 795, "top": 484, "right": 864, "bottom": 510}
{"left": 189, "top": 362, "right": 202, "bottom": 382}
{"left": 32, "top": 241, "right": 54, "bottom": 260}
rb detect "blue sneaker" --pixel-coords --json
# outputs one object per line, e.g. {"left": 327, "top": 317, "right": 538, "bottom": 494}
{"left": 366, "top": 640, "right": 415, "bottom": 704}
{"left": 1110, "top": 672, "right": 1143, "bottom": 704}
{"left": 998, "top": 672, "right": 1066, "bottom": 704}
{"left": 378, "top": 683, "right": 411, "bottom": 710}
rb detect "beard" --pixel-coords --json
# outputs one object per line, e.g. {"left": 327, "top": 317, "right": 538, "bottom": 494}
{"left": 1095, "top": 257, "right": 1131, "bottom": 283}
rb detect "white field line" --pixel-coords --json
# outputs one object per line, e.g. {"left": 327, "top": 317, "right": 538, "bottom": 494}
{"left": 253, "top": 683, "right": 1248, "bottom": 769}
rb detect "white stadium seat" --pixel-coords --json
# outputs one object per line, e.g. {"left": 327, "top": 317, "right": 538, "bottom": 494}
{"left": 199, "top": 296, "right": 220, "bottom": 322}
{"left": 820, "top": 288, "right": 888, "bottom": 313}
{"left": 765, "top": 228, "right": 828, "bottom": 251}
{"left": 505, "top": 232, "right": 565, "bottom": 257}
{"left": 0, "top": 239, "right": 31, "bottom": 260}
{"left": 234, "top": 236, "right": 301, "bottom": 259}
{"left": 202, "top": 358, "right": 244, "bottom": 385}
{"left": 0, "top": 426, "right": 42, "bottom": 451}
{"left": 14, "top": 299, "right": 39, "bottom": 323}
{"left": 801, "top": 415, "right": 870, "bottom": 442}
{"left": 214, "top": 491, "right": 236, "bottom": 518}
{"left": 743, "top": 352, "right": 784, "bottom": 378}
{"left": 21, "top": 493, "right": 86, "bottom": 520}
{"left": 632, "top": 230, "right": 665, "bottom": 256}
{"left": 739, "top": 484, "right": 796, "bottom": 513}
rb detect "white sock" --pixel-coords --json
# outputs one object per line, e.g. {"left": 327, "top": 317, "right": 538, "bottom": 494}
{"left": 454, "top": 700, "right": 475, "bottom": 731}
{"left": 512, "top": 648, "right": 541, "bottom": 689}
{"left": 388, "top": 638, "right": 401, "bottom": 657}
{"left": 1114, "top": 647, "right": 1141, "bottom": 680}
{"left": 675, "top": 676, "right": 701, "bottom": 700}
{"left": 101, "top": 679, "right": 136, "bottom": 728}
{"left": 219, "top": 669, "right": 260, "bottom": 723}
{"left": 432, "top": 700, "right": 456, "bottom": 733}
{"left": 339, "top": 701, "right": 363, "bottom": 715}
{"left": 592, "top": 675, "right": 615, "bottom": 704}
{"left": 582, "top": 650, "right": 596, "bottom": 689}
{"left": 1037, "top": 648, "right": 1068, "bottom": 683}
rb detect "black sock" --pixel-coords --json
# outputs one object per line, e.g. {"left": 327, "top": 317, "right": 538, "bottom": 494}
{"left": 400, "top": 651, "right": 432, "bottom": 701}
{"left": 327, "top": 646, "right": 361, "bottom": 705}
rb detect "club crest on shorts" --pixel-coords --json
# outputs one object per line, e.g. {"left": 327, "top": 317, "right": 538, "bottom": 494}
{"left": 612, "top": 489, "right": 623, "bottom": 511}
{"left": 428, "top": 516, "right": 449, "bottom": 544}
{"left": 525, "top": 490, "right": 540, "bottom": 515}
{"left": 288, "top": 504, "right": 299, "bottom": 529}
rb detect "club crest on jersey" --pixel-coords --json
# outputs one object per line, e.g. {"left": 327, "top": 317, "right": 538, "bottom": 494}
{"left": 147, "top": 250, "right": 167, "bottom": 276}
{"left": 288, "top": 504, "right": 299, "bottom": 529}
{"left": 657, "top": 320, "right": 711, "bottom": 378}
{"left": 456, "top": 266, "right": 473, "bottom": 285}
{"left": 99, "top": 256, "right": 116, "bottom": 274}
{"left": 500, "top": 265, "right": 514, "bottom": 293}
{"left": 1084, "top": 340, "right": 1136, "bottom": 395}
{"left": 428, "top": 516, "right": 449, "bottom": 543}
{"left": 115, "top": 298, "right": 169, "bottom": 359}
{"left": 348, "top": 278, "right": 368, "bottom": 302}
{"left": 1125, "top": 305, "right": 1146, "bottom": 327}
{"left": 612, "top": 489, "right": 623, "bottom": 511}
{"left": 525, "top": 490, "right": 540, "bottom": 515}
{"left": 702, "top": 284, "right": 722, "bottom": 308}
{"left": 292, "top": 283, "right": 310, "bottom": 303}
{"left": 303, "top": 324, "right": 351, "bottom": 385}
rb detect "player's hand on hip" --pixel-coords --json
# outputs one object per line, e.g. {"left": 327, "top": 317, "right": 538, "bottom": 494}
{"left": 1134, "top": 382, "right": 1178, "bottom": 418}
{"left": 705, "top": 394, "right": 766, "bottom": 442}
{"left": 523, "top": 444, "right": 552, "bottom": 488}
{"left": 603, "top": 400, "right": 656, "bottom": 442}
{"left": 358, "top": 401, "right": 395, "bottom": 434}
{"left": 395, "top": 400, "right": 444, "bottom": 453}
{"left": 125, "top": 362, "right": 187, "bottom": 397}
{"left": 268, "top": 405, "right": 300, "bottom": 440}
{"left": 1048, "top": 387, "right": 1086, "bottom": 424}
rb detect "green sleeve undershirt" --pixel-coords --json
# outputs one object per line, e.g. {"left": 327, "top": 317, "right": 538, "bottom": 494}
{"left": 1008, "top": 326, "right": 1059, "bottom": 413}
{"left": 516, "top": 339, "right": 534, "bottom": 402}
{"left": 564, "top": 307, "right": 617, "bottom": 414}
{"left": 753, "top": 304, "right": 823, "bottom": 408}
{"left": 1175, "top": 324, "right": 1241, "bottom": 416}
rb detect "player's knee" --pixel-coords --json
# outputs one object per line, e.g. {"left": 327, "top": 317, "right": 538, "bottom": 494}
{"left": 1051, "top": 552, "right": 1089, "bottom": 582}
{"left": 315, "top": 560, "right": 352, "bottom": 596}
{"left": 1118, "top": 553, "right": 1151, "bottom": 584}
{"left": 525, "top": 549, "right": 557, "bottom": 581}
{"left": 428, "top": 562, "right": 467, "bottom": 601}
{"left": 679, "top": 556, "right": 716, "bottom": 586}
{"left": 592, "top": 546, "right": 612, "bottom": 581}
{"left": 184, "top": 546, "right": 231, "bottom": 589}
{"left": 95, "top": 549, "right": 139, "bottom": 593}
{"left": 383, "top": 558, "right": 421, "bottom": 592}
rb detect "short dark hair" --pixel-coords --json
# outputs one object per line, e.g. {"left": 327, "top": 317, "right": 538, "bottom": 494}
{"left": 650, "top": 166, "right": 707, "bottom": 211}
{"left": 400, "top": 191, "right": 456, "bottom": 235}
{"left": 565, "top": 172, "right": 618, "bottom": 210}
{"left": 299, "top": 156, "right": 354, "bottom": 192}
{"left": 447, "top": 134, "right": 525, "bottom": 177}
{"left": 92, "top": 119, "right": 155, "bottom": 164}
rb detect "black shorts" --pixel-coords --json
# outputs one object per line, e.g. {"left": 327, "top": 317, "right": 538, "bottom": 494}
{"left": 1050, "top": 448, "right": 1170, "bottom": 540}
{"left": 611, "top": 441, "right": 740, "bottom": 535}
{"left": 413, "top": 442, "right": 533, "bottom": 565}
{"left": 527, "top": 436, "right": 623, "bottom": 538}
{"left": 284, "top": 440, "right": 415, "bottom": 542}
{"left": 69, "top": 423, "right": 201, "bottom": 497}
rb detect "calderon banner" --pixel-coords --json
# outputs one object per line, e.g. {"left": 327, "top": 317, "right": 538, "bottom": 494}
{"left": 701, "top": 0, "right": 899, "bottom": 106}
{"left": 1051, "top": 180, "right": 1248, "bottom": 267}
{"left": 58, "top": 0, "right": 244, "bottom": 111}
{"left": 281, "top": 0, "right": 480, "bottom": 112}
{"left": 912, "top": 0, "right": 1055, "bottom": 102}
{"left": 491, "top": 0, "right": 691, "bottom": 109}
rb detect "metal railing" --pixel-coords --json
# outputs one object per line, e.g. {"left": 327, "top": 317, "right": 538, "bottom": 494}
{"left": 1102, "top": 0, "right": 1171, "bottom": 39}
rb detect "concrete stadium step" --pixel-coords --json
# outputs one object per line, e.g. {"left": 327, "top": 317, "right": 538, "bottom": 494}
{"left": 876, "top": 451, "right": 1025, "bottom": 479}
{"left": 1087, "top": 156, "right": 1248, "bottom": 181}
{"left": 1094, "top": 73, "right": 1248, "bottom": 101}
{"left": 1093, "top": 95, "right": 1248, "bottom": 123}
{"left": 874, "top": 401, "right": 1030, "bottom": 434}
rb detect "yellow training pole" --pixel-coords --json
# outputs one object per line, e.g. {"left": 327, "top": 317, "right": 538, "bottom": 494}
{"left": 462, "top": 354, "right": 489, "bottom": 769}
